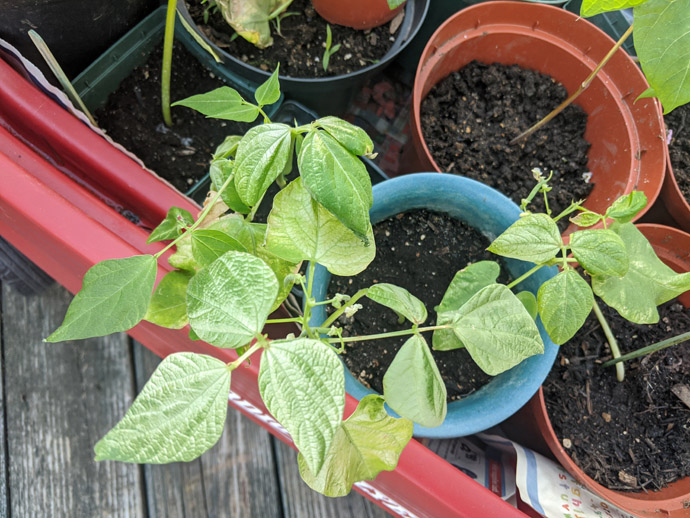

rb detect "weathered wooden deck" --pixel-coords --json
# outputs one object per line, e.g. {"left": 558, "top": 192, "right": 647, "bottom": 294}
{"left": 0, "top": 281, "right": 389, "bottom": 517}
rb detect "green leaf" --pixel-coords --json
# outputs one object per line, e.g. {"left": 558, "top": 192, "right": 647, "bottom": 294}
{"left": 187, "top": 251, "right": 278, "bottom": 348}
{"left": 580, "top": 0, "right": 646, "bottom": 17}
{"left": 254, "top": 247, "right": 299, "bottom": 311}
{"left": 172, "top": 86, "right": 259, "bottom": 122}
{"left": 259, "top": 338, "right": 345, "bottom": 474}
{"left": 488, "top": 213, "right": 562, "bottom": 264}
{"left": 315, "top": 116, "right": 374, "bottom": 156}
{"left": 213, "top": 135, "right": 242, "bottom": 160}
{"left": 383, "top": 335, "right": 446, "bottom": 427}
{"left": 299, "top": 129, "right": 373, "bottom": 240}
{"left": 516, "top": 291, "right": 538, "bottom": 320}
{"left": 367, "top": 284, "right": 427, "bottom": 325}
{"left": 94, "top": 352, "right": 230, "bottom": 463}
{"left": 592, "top": 223, "right": 690, "bottom": 323}
{"left": 635, "top": 0, "right": 690, "bottom": 113}
{"left": 605, "top": 191, "right": 648, "bottom": 224}
{"left": 387, "top": 0, "right": 406, "bottom": 8}
{"left": 168, "top": 234, "right": 198, "bottom": 272}
{"left": 216, "top": 0, "right": 292, "bottom": 48}
{"left": 191, "top": 229, "right": 248, "bottom": 267}
{"left": 147, "top": 207, "right": 194, "bottom": 244}
{"left": 433, "top": 261, "right": 500, "bottom": 351}
{"left": 209, "top": 159, "right": 251, "bottom": 214}
{"left": 537, "top": 270, "right": 593, "bottom": 345}
{"left": 144, "top": 270, "right": 192, "bottom": 329}
{"left": 254, "top": 65, "right": 281, "bottom": 106}
{"left": 570, "top": 211, "right": 601, "bottom": 228}
{"left": 47, "top": 255, "right": 157, "bottom": 342}
{"left": 444, "top": 284, "right": 543, "bottom": 375}
{"left": 265, "top": 178, "right": 374, "bottom": 276}
{"left": 234, "top": 123, "right": 293, "bottom": 206}
{"left": 298, "top": 395, "right": 412, "bottom": 497}
{"left": 570, "top": 229, "right": 628, "bottom": 277}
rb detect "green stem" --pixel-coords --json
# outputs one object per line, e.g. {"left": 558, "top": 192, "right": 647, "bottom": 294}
{"left": 506, "top": 264, "right": 545, "bottom": 290}
{"left": 228, "top": 340, "right": 265, "bottom": 370}
{"left": 265, "top": 317, "right": 302, "bottom": 324}
{"left": 153, "top": 172, "right": 235, "bottom": 258}
{"left": 267, "top": 0, "right": 295, "bottom": 20}
{"left": 321, "top": 288, "right": 369, "bottom": 328}
{"left": 602, "top": 330, "right": 690, "bottom": 368}
{"left": 324, "top": 325, "right": 451, "bottom": 344}
{"left": 591, "top": 299, "right": 624, "bottom": 382}
{"left": 161, "top": 0, "right": 177, "bottom": 127}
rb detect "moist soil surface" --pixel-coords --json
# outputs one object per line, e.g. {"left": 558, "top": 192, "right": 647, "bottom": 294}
{"left": 187, "top": 0, "right": 397, "bottom": 78}
{"left": 95, "top": 41, "right": 251, "bottom": 194}
{"left": 328, "top": 209, "right": 508, "bottom": 402}
{"left": 421, "top": 61, "right": 592, "bottom": 226}
{"left": 666, "top": 102, "right": 690, "bottom": 202}
{"left": 544, "top": 299, "right": 690, "bottom": 492}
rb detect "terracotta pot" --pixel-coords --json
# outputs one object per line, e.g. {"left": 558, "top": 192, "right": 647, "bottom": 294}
{"left": 518, "top": 224, "right": 690, "bottom": 518}
{"left": 311, "top": 0, "right": 405, "bottom": 29}
{"left": 660, "top": 143, "right": 690, "bottom": 233}
{"left": 408, "top": 1, "right": 666, "bottom": 235}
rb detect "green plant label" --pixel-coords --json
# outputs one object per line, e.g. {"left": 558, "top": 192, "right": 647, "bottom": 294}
{"left": 187, "top": 251, "right": 278, "bottom": 348}
{"left": 191, "top": 229, "right": 248, "bottom": 267}
{"left": 47, "top": 255, "right": 157, "bottom": 342}
{"left": 315, "top": 117, "right": 374, "bottom": 156}
{"left": 259, "top": 338, "right": 345, "bottom": 475}
{"left": 265, "top": 178, "right": 375, "bottom": 276}
{"left": 367, "top": 283, "right": 427, "bottom": 325}
{"left": 298, "top": 129, "right": 373, "bottom": 240}
{"left": 172, "top": 86, "right": 259, "bottom": 122}
{"left": 569, "top": 229, "right": 629, "bottom": 277}
{"left": 383, "top": 335, "right": 446, "bottom": 427}
{"left": 297, "top": 395, "right": 412, "bottom": 497}
{"left": 144, "top": 270, "right": 193, "bottom": 330}
{"left": 94, "top": 352, "right": 231, "bottom": 463}
{"left": 147, "top": 207, "right": 194, "bottom": 244}
{"left": 234, "top": 123, "right": 293, "bottom": 206}
{"left": 488, "top": 213, "right": 562, "bottom": 264}
{"left": 537, "top": 269, "right": 594, "bottom": 345}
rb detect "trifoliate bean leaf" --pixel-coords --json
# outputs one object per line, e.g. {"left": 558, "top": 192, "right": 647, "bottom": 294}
{"left": 259, "top": 338, "right": 344, "bottom": 474}
{"left": 147, "top": 207, "right": 194, "bottom": 244}
{"left": 94, "top": 352, "right": 231, "bottom": 463}
{"left": 144, "top": 270, "right": 193, "bottom": 329}
{"left": 187, "top": 251, "right": 278, "bottom": 348}
{"left": 297, "top": 395, "right": 412, "bottom": 497}
{"left": 47, "top": 255, "right": 157, "bottom": 342}
{"left": 383, "top": 335, "right": 446, "bottom": 427}
{"left": 537, "top": 269, "right": 593, "bottom": 345}
{"left": 592, "top": 223, "right": 690, "bottom": 323}
{"left": 488, "top": 213, "right": 562, "bottom": 264}
{"left": 432, "top": 311, "right": 466, "bottom": 351}
{"left": 367, "top": 284, "right": 427, "bottom": 325}
{"left": 315, "top": 116, "right": 374, "bottom": 156}
{"left": 172, "top": 86, "right": 259, "bottom": 122}
{"left": 570, "top": 229, "right": 629, "bottom": 277}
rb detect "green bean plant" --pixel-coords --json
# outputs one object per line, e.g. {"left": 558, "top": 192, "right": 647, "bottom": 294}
{"left": 46, "top": 71, "right": 689, "bottom": 496}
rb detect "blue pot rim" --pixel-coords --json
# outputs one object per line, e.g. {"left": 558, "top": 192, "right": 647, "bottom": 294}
{"left": 309, "top": 173, "right": 559, "bottom": 438}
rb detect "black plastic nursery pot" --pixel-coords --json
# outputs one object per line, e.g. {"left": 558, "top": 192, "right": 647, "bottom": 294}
{"left": 71, "top": 6, "right": 284, "bottom": 203}
{"left": 177, "top": 0, "right": 429, "bottom": 115}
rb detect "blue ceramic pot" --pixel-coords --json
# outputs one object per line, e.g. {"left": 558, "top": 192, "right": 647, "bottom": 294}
{"left": 310, "top": 173, "right": 559, "bottom": 438}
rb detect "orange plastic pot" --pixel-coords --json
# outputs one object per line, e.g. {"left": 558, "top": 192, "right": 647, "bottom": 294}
{"left": 408, "top": 1, "right": 666, "bottom": 235}
{"left": 518, "top": 224, "right": 690, "bottom": 518}
{"left": 311, "top": 0, "right": 405, "bottom": 29}
{"left": 661, "top": 143, "right": 690, "bottom": 233}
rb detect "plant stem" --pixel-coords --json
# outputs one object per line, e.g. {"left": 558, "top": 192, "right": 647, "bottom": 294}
{"left": 510, "top": 23, "right": 633, "bottom": 145}
{"left": 320, "top": 288, "right": 369, "bottom": 328}
{"left": 506, "top": 264, "right": 544, "bottom": 290}
{"left": 591, "top": 299, "right": 624, "bottom": 381}
{"left": 161, "top": 0, "right": 177, "bottom": 127}
{"left": 324, "top": 325, "right": 451, "bottom": 344}
{"left": 602, "top": 330, "right": 690, "bottom": 368}
{"left": 265, "top": 317, "right": 302, "bottom": 324}
{"left": 267, "top": 0, "right": 295, "bottom": 20}
{"left": 228, "top": 340, "right": 264, "bottom": 370}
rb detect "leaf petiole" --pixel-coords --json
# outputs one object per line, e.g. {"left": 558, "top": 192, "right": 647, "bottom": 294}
{"left": 228, "top": 338, "right": 266, "bottom": 371}
{"left": 324, "top": 325, "right": 452, "bottom": 344}
{"left": 602, "top": 330, "right": 690, "bottom": 368}
{"left": 320, "top": 288, "right": 369, "bottom": 328}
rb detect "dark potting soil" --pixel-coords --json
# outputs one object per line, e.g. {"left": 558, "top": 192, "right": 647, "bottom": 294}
{"left": 95, "top": 41, "right": 251, "bottom": 194}
{"left": 421, "top": 61, "right": 592, "bottom": 227}
{"left": 544, "top": 300, "right": 690, "bottom": 492}
{"left": 328, "top": 209, "right": 508, "bottom": 402}
{"left": 187, "top": 0, "right": 397, "bottom": 78}
{"left": 665, "top": 102, "right": 690, "bottom": 202}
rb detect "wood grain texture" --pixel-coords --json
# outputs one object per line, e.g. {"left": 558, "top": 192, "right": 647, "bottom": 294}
{"left": 272, "top": 438, "right": 391, "bottom": 518}
{"left": 2, "top": 283, "right": 145, "bottom": 518}
{"left": 135, "top": 343, "right": 282, "bottom": 518}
